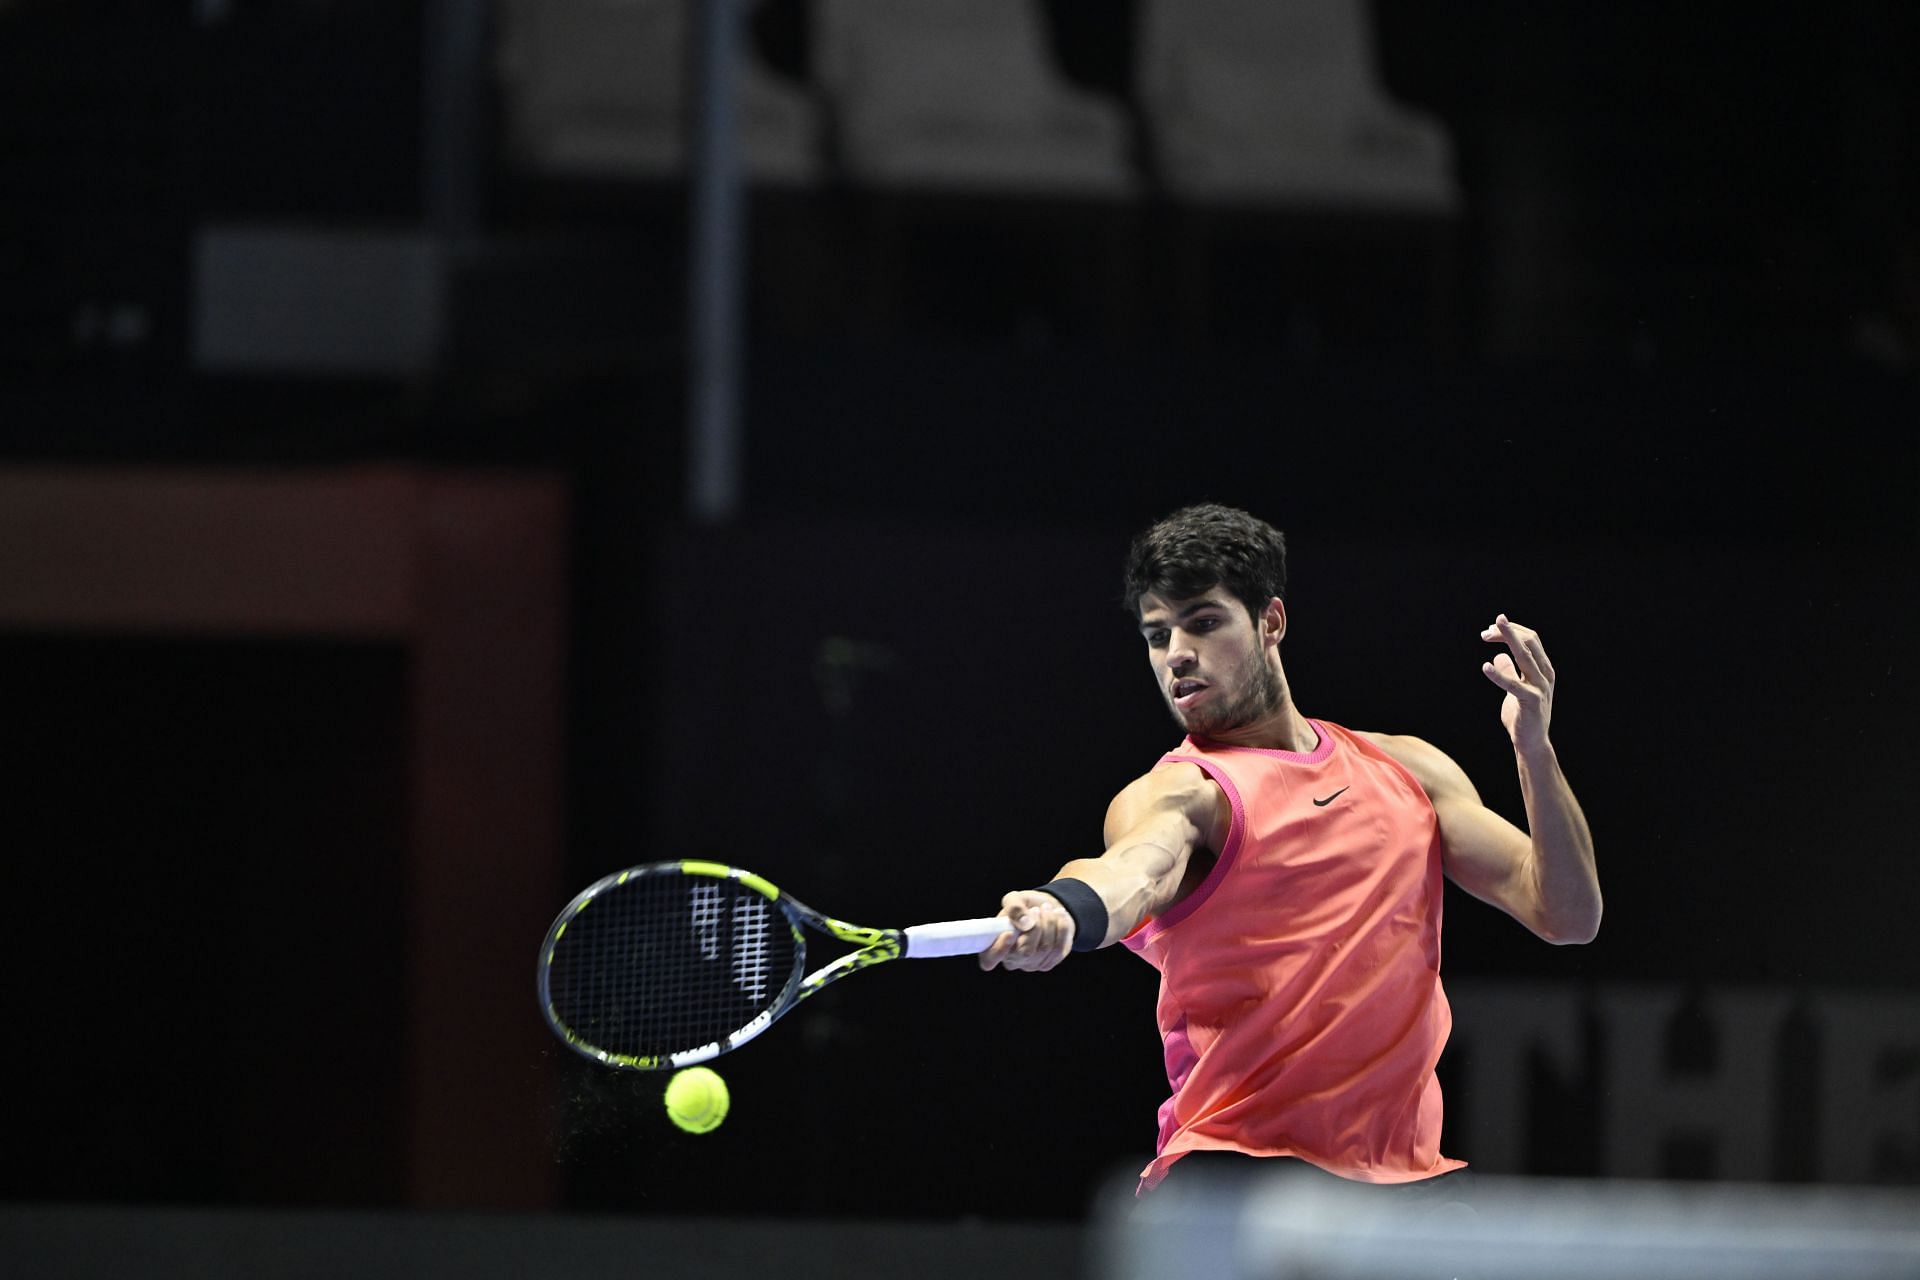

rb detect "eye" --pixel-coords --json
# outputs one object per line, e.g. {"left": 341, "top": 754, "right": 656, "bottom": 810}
{"left": 1145, "top": 630, "right": 1169, "bottom": 649}
{"left": 1192, "top": 616, "right": 1219, "bottom": 632}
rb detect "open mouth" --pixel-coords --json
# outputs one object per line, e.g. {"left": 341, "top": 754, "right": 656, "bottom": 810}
{"left": 1172, "top": 679, "right": 1208, "bottom": 708}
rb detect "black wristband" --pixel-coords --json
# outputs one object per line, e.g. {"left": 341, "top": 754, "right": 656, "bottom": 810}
{"left": 1036, "top": 877, "right": 1109, "bottom": 952}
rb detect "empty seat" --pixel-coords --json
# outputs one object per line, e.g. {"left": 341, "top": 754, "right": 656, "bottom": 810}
{"left": 497, "top": 0, "right": 823, "bottom": 183}
{"left": 1138, "top": 0, "right": 1459, "bottom": 212}
{"left": 816, "top": 0, "right": 1136, "bottom": 196}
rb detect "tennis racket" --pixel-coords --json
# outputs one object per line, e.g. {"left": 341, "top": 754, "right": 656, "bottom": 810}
{"left": 539, "top": 859, "right": 1013, "bottom": 1070}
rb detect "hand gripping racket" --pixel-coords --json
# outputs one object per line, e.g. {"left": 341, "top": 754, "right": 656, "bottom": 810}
{"left": 538, "top": 860, "right": 1013, "bottom": 1070}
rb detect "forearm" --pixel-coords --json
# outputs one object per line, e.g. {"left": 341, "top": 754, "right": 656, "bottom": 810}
{"left": 1515, "top": 742, "right": 1602, "bottom": 943}
{"left": 981, "top": 849, "right": 1172, "bottom": 972}
{"left": 984, "top": 768, "right": 1215, "bottom": 971}
{"left": 1051, "top": 843, "right": 1181, "bottom": 949}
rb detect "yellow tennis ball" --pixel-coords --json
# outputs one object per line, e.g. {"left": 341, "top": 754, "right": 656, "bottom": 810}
{"left": 663, "top": 1066, "right": 729, "bottom": 1134}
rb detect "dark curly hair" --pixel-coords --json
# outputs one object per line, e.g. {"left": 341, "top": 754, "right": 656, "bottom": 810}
{"left": 1121, "top": 503, "right": 1288, "bottom": 622}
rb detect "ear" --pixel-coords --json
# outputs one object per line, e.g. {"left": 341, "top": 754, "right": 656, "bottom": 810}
{"left": 1262, "top": 597, "right": 1287, "bottom": 646}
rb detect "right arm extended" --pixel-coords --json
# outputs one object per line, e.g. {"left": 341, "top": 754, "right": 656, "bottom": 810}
{"left": 978, "top": 762, "right": 1227, "bottom": 972}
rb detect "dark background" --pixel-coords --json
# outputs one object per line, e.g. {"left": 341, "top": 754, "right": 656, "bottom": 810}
{"left": 1, "top": 0, "right": 1915, "bottom": 1226}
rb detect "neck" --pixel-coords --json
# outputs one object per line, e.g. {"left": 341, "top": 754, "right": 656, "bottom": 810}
{"left": 1194, "top": 652, "right": 1316, "bottom": 751}
{"left": 1200, "top": 703, "right": 1318, "bottom": 753}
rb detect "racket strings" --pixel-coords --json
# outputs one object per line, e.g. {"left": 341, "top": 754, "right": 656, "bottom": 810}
{"left": 730, "top": 894, "right": 772, "bottom": 1003}
{"left": 547, "top": 873, "right": 801, "bottom": 1060}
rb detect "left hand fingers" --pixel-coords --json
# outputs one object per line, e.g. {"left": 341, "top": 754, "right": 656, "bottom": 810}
{"left": 1481, "top": 651, "right": 1537, "bottom": 698}
{"left": 1481, "top": 614, "right": 1555, "bottom": 686}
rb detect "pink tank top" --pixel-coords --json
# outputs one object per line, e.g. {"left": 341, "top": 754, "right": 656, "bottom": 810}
{"left": 1121, "top": 719, "right": 1465, "bottom": 1189}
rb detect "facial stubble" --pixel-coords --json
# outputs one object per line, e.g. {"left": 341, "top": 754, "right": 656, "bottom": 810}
{"left": 1168, "top": 643, "right": 1286, "bottom": 739}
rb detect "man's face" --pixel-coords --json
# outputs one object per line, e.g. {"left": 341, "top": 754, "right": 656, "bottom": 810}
{"left": 1136, "top": 587, "right": 1283, "bottom": 738}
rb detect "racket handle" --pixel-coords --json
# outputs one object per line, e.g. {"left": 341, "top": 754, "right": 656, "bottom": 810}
{"left": 902, "top": 916, "right": 1015, "bottom": 959}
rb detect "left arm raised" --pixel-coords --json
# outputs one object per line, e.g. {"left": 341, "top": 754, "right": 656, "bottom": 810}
{"left": 1376, "top": 733, "right": 1601, "bottom": 944}
{"left": 1368, "top": 615, "right": 1602, "bottom": 945}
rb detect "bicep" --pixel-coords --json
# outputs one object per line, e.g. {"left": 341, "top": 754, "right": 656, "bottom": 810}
{"left": 1060, "top": 766, "right": 1220, "bottom": 928}
{"left": 1101, "top": 764, "right": 1221, "bottom": 866}
{"left": 1102, "top": 777, "right": 1186, "bottom": 852}
{"left": 1434, "top": 793, "right": 1536, "bottom": 914}
{"left": 1376, "top": 732, "right": 1540, "bottom": 922}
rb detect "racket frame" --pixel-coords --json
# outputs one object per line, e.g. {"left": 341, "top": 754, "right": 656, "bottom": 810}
{"left": 539, "top": 859, "right": 913, "bottom": 1071}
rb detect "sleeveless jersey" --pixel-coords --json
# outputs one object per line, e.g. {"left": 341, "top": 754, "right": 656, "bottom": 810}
{"left": 1121, "top": 718, "right": 1465, "bottom": 1189}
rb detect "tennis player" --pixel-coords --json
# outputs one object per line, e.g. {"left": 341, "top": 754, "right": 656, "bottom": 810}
{"left": 980, "top": 503, "right": 1602, "bottom": 1197}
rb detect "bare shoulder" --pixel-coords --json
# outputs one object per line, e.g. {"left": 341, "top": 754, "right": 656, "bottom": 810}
{"left": 1354, "top": 730, "right": 1481, "bottom": 804}
{"left": 1103, "top": 760, "right": 1229, "bottom": 848}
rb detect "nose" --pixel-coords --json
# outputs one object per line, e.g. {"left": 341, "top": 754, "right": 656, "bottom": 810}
{"left": 1165, "top": 632, "right": 1197, "bottom": 676}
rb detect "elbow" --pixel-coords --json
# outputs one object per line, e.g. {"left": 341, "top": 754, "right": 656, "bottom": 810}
{"left": 1540, "top": 902, "right": 1602, "bottom": 946}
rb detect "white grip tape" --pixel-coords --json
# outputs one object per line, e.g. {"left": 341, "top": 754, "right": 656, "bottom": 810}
{"left": 903, "top": 917, "right": 1015, "bottom": 959}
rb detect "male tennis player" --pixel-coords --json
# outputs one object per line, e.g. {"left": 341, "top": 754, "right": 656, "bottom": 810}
{"left": 979, "top": 503, "right": 1601, "bottom": 1196}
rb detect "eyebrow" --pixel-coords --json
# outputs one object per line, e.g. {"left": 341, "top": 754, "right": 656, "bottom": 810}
{"left": 1138, "top": 597, "right": 1232, "bottom": 635}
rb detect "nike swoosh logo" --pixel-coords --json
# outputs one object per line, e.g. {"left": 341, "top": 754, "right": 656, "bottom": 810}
{"left": 1312, "top": 787, "right": 1350, "bottom": 807}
